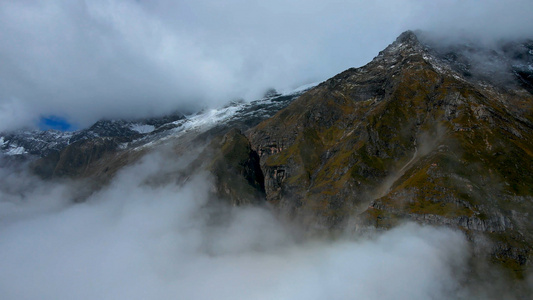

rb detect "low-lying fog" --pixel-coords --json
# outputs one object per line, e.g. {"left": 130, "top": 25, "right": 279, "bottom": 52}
{"left": 0, "top": 151, "right": 527, "bottom": 299}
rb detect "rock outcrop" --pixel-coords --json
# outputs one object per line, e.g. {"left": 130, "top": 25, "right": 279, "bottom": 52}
{"left": 207, "top": 129, "right": 265, "bottom": 205}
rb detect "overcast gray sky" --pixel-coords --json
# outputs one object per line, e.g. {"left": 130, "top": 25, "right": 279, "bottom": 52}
{"left": 1, "top": 0, "right": 532, "bottom": 131}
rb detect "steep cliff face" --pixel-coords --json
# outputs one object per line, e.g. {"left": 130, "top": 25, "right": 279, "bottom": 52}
{"left": 247, "top": 31, "right": 533, "bottom": 274}
{"left": 206, "top": 129, "right": 265, "bottom": 206}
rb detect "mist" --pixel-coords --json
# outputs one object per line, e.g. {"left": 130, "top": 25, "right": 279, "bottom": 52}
{"left": 0, "top": 150, "right": 478, "bottom": 300}
{"left": 1, "top": 0, "right": 533, "bottom": 131}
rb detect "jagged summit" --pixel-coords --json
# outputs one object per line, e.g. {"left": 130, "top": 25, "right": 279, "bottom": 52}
{"left": 371, "top": 30, "right": 427, "bottom": 61}
{"left": 395, "top": 30, "right": 419, "bottom": 43}
{"left": 380, "top": 30, "right": 425, "bottom": 53}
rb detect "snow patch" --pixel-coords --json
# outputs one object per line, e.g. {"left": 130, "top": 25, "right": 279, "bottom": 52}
{"left": 280, "top": 81, "right": 321, "bottom": 95}
{"left": 0, "top": 137, "right": 27, "bottom": 155}
{"left": 184, "top": 105, "right": 243, "bottom": 130}
{"left": 131, "top": 104, "right": 245, "bottom": 152}
{"left": 6, "top": 145, "right": 27, "bottom": 155}
{"left": 130, "top": 124, "right": 155, "bottom": 134}
{"left": 118, "top": 142, "right": 130, "bottom": 150}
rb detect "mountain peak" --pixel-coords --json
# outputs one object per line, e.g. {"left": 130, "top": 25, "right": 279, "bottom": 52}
{"left": 395, "top": 30, "right": 420, "bottom": 44}
{"left": 367, "top": 30, "right": 429, "bottom": 68}
{"left": 382, "top": 30, "right": 426, "bottom": 54}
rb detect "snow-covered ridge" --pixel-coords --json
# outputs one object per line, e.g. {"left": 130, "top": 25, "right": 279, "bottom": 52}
{"left": 279, "top": 81, "right": 322, "bottom": 96}
{"left": 124, "top": 83, "right": 319, "bottom": 151}
{"left": 130, "top": 124, "right": 155, "bottom": 134}
{"left": 0, "top": 136, "right": 26, "bottom": 155}
{"left": 0, "top": 85, "right": 317, "bottom": 158}
{"left": 0, "top": 130, "right": 73, "bottom": 158}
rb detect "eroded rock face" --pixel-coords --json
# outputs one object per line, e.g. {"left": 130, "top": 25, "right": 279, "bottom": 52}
{"left": 207, "top": 129, "right": 265, "bottom": 206}
{"left": 247, "top": 31, "right": 533, "bottom": 274}
{"left": 246, "top": 31, "right": 444, "bottom": 226}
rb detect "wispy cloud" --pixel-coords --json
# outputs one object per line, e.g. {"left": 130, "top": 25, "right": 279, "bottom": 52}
{"left": 1, "top": 0, "right": 532, "bottom": 131}
{"left": 0, "top": 151, "right": 473, "bottom": 299}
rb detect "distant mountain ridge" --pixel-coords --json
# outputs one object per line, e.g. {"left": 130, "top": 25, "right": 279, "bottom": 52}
{"left": 0, "top": 91, "right": 306, "bottom": 160}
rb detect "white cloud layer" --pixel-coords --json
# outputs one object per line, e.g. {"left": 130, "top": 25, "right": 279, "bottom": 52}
{"left": 0, "top": 152, "right": 473, "bottom": 299}
{"left": 1, "top": 0, "right": 533, "bottom": 131}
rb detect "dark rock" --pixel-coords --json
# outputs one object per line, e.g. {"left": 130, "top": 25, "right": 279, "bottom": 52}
{"left": 247, "top": 30, "right": 533, "bottom": 275}
{"left": 207, "top": 129, "right": 265, "bottom": 205}
{"left": 32, "top": 137, "right": 125, "bottom": 178}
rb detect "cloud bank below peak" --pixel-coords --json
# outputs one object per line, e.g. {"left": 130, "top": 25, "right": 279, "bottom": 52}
{"left": 0, "top": 151, "right": 471, "bottom": 300}
{"left": 1, "top": 0, "right": 532, "bottom": 131}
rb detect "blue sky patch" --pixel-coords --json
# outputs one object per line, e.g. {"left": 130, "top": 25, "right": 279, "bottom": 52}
{"left": 38, "top": 116, "right": 75, "bottom": 131}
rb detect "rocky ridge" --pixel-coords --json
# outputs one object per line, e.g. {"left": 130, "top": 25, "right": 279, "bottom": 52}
{"left": 246, "top": 31, "right": 533, "bottom": 277}
{"left": 1, "top": 88, "right": 311, "bottom": 183}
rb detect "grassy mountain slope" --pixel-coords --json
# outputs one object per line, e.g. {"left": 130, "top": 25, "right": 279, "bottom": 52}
{"left": 247, "top": 31, "right": 533, "bottom": 276}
